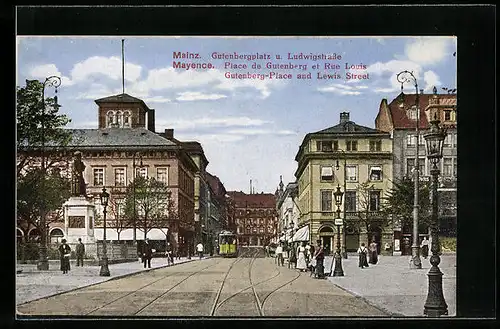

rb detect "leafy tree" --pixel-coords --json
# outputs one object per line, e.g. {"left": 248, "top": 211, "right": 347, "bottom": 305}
{"left": 347, "top": 180, "right": 392, "bottom": 234}
{"left": 108, "top": 197, "right": 130, "bottom": 241}
{"left": 17, "top": 79, "right": 72, "bottom": 176}
{"left": 123, "top": 176, "right": 178, "bottom": 242}
{"left": 381, "top": 177, "right": 432, "bottom": 230}
{"left": 17, "top": 167, "right": 71, "bottom": 241}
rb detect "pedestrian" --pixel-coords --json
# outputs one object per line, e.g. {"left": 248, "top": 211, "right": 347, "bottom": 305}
{"left": 275, "top": 243, "right": 284, "bottom": 266}
{"left": 196, "top": 241, "right": 204, "bottom": 260}
{"left": 357, "top": 243, "right": 369, "bottom": 268}
{"left": 296, "top": 242, "right": 307, "bottom": 272}
{"left": 142, "top": 239, "right": 153, "bottom": 268}
{"left": 369, "top": 240, "right": 378, "bottom": 264}
{"left": 314, "top": 240, "right": 325, "bottom": 279}
{"left": 289, "top": 244, "right": 297, "bottom": 269}
{"left": 265, "top": 245, "right": 270, "bottom": 257}
{"left": 58, "top": 239, "right": 71, "bottom": 274}
{"left": 76, "top": 238, "right": 85, "bottom": 266}
{"left": 420, "top": 236, "right": 429, "bottom": 259}
{"left": 165, "top": 242, "right": 174, "bottom": 266}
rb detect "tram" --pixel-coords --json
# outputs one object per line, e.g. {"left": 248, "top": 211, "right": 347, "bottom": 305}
{"left": 218, "top": 230, "right": 238, "bottom": 258}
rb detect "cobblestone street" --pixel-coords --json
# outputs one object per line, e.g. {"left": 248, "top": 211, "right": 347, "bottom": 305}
{"left": 17, "top": 256, "right": 388, "bottom": 317}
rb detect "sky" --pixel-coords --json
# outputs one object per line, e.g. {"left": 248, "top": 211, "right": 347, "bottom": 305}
{"left": 16, "top": 36, "right": 457, "bottom": 193}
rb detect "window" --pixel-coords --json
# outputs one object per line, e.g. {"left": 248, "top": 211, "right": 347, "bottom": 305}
{"left": 106, "top": 111, "right": 115, "bottom": 127}
{"left": 93, "top": 168, "right": 104, "bottom": 186}
{"left": 369, "top": 190, "right": 381, "bottom": 211}
{"left": 115, "top": 198, "right": 125, "bottom": 217}
{"left": 418, "top": 134, "right": 425, "bottom": 146}
{"left": 346, "top": 166, "right": 357, "bottom": 181}
{"left": 123, "top": 111, "right": 131, "bottom": 127}
{"left": 369, "top": 166, "right": 382, "bottom": 181}
{"left": 443, "top": 158, "right": 452, "bottom": 176}
{"left": 136, "top": 167, "right": 148, "bottom": 178}
{"left": 406, "top": 158, "right": 415, "bottom": 176}
{"left": 320, "top": 166, "right": 334, "bottom": 181}
{"left": 116, "top": 111, "right": 123, "bottom": 127}
{"left": 114, "top": 168, "right": 125, "bottom": 186}
{"left": 407, "top": 134, "right": 416, "bottom": 147}
{"left": 157, "top": 167, "right": 169, "bottom": 184}
{"left": 418, "top": 158, "right": 425, "bottom": 175}
{"left": 444, "top": 110, "right": 451, "bottom": 121}
{"left": 321, "top": 190, "right": 333, "bottom": 212}
{"left": 453, "top": 133, "right": 457, "bottom": 147}
{"left": 345, "top": 191, "right": 356, "bottom": 212}
{"left": 408, "top": 107, "right": 418, "bottom": 120}
{"left": 369, "top": 140, "right": 382, "bottom": 151}
{"left": 317, "top": 141, "right": 332, "bottom": 151}
{"left": 453, "top": 158, "right": 457, "bottom": 177}
{"left": 444, "top": 134, "right": 452, "bottom": 147}
{"left": 346, "top": 140, "right": 358, "bottom": 151}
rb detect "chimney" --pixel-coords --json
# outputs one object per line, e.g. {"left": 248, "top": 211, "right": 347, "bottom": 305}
{"left": 164, "top": 128, "right": 174, "bottom": 139}
{"left": 340, "top": 112, "right": 350, "bottom": 124}
{"left": 147, "top": 109, "right": 155, "bottom": 132}
{"left": 420, "top": 89, "right": 424, "bottom": 95}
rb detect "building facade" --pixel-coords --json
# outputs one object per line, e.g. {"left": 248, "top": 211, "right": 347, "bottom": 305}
{"left": 205, "top": 172, "right": 228, "bottom": 253}
{"left": 275, "top": 178, "right": 300, "bottom": 244}
{"left": 375, "top": 89, "right": 457, "bottom": 253}
{"left": 294, "top": 112, "right": 393, "bottom": 255}
{"left": 227, "top": 191, "right": 277, "bottom": 246}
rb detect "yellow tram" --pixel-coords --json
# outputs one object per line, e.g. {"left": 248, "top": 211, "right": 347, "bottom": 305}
{"left": 218, "top": 230, "right": 238, "bottom": 257}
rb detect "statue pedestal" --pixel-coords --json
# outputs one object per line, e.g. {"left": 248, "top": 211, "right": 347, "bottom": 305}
{"left": 63, "top": 196, "right": 97, "bottom": 258}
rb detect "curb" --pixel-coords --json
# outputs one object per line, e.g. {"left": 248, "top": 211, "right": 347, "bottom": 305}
{"left": 328, "top": 280, "right": 405, "bottom": 317}
{"left": 16, "top": 257, "right": 211, "bottom": 307}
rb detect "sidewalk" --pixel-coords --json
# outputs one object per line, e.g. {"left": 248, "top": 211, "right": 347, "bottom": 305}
{"left": 16, "top": 256, "right": 210, "bottom": 305}
{"left": 324, "top": 254, "right": 456, "bottom": 317}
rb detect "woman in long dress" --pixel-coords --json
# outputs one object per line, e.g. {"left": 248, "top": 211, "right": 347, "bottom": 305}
{"left": 357, "top": 243, "right": 369, "bottom": 269}
{"left": 369, "top": 241, "right": 378, "bottom": 264}
{"left": 59, "top": 239, "right": 71, "bottom": 274}
{"left": 296, "top": 242, "right": 307, "bottom": 271}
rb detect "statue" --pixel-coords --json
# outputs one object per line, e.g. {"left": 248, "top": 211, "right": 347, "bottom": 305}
{"left": 71, "top": 151, "right": 87, "bottom": 197}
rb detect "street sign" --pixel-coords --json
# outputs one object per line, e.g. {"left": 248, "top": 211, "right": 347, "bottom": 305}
{"left": 334, "top": 218, "right": 343, "bottom": 225}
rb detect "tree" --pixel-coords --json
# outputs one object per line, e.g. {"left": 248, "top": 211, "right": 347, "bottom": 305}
{"left": 17, "top": 167, "right": 71, "bottom": 241}
{"left": 17, "top": 79, "right": 72, "bottom": 176}
{"left": 124, "top": 176, "right": 177, "bottom": 242}
{"left": 108, "top": 197, "right": 130, "bottom": 241}
{"left": 381, "top": 177, "right": 432, "bottom": 231}
{"left": 347, "top": 180, "right": 392, "bottom": 235}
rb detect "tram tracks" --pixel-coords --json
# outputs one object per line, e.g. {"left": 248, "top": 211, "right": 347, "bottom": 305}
{"left": 84, "top": 259, "right": 222, "bottom": 316}
{"left": 210, "top": 249, "right": 302, "bottom": 316}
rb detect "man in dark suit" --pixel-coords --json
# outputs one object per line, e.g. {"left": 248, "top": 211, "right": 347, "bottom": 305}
{"left": 142, "top": 239, "right": 153, "bottom": 268}
{"left": 76, "top": 238, "right": 85, "bottom": 266}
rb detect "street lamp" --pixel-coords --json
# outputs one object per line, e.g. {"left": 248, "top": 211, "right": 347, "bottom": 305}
{"left": 397, "top": 70, "right": 422, "bottom": 269}
{"left": 423, "top": 114, "right": 448, "bottom": 317}
{"left": 37, "top": 76, "right": 61, "bottom": 271}
{"left": 132, "top": 152, "right": 143, "bottom": 247}
{"left": 335, "top": 149, "right": 348, "bottom": 259}
{"left": 331, "top": 185, "right": 344, "bottom": 276}
{"left": 99, "top": 187, "right": 111, "bottom": 276}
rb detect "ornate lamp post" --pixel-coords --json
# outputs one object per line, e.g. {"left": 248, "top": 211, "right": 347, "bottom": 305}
{"left": 397, "top": 70, "right": 422, "bottom": 269}
{"left": 335, "top": 150, "right": 348, "bottom": 259}
{"left": 331, "top": 185, "right": 344, "bottom": 276}
{"left": 99, "top": 187, "right": 111, "bottom": 277}
{"left": 132, "top": 152, "right": 143, "bottom": 247}
{"left": 423, "top": 114, "right": 448, "bottom": 317}
{"left": 37, "top": 76, "right": 61, "bottom": 271}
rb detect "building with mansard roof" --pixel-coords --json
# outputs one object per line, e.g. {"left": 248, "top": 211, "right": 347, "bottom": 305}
{"left": 294, "top": 112, "right": 393, "bottom": 256}
{"left": 375, "top": 88, "right": 457, "bottom": 251}
{"left": 17, "top": 93, "right": 199, "bottom": 257}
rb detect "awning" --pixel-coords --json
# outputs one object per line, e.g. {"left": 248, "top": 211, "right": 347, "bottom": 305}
{"left": 292, "top": 225, "right": 309, "bottom": 242}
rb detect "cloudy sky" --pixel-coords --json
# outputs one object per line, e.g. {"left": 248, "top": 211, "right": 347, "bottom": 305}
{"left": 16, "top": 36, "right": 457, "bottom": 193}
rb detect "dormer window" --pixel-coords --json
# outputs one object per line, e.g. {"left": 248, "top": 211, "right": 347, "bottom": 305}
{"left": 123, "top": 111, "right": 131, "bottom": 127}
{"left": 408, "top": 106, "right": 418, "bottom": 120}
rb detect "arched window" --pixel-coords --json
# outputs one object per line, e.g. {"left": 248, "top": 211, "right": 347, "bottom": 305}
{"left": 123, "top": 111, "right": 131, "bottom": 127}
{"left": 50, "top": 228, "right": 65, "bottom": 244}
{"left": 28, "top": 229, "right": 41, "bottom": 242}
{"left": 106, "top": 111, "right": 115, "bottom": 127}
{"left": 17, "top": 228, "right": 24, "bottom": 244}
{"left": 116, "top": 110, "right": 123, "bottom": 127}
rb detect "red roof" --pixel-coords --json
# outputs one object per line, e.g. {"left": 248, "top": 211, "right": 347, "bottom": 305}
{"left": 388, "top": 93, "right": 456, "bottom": 129}
{"left": 227, "top": 191, "right": 276, "bottom": 208}
{"left": 206, "top": 172, "right": 226, "bottom": 197}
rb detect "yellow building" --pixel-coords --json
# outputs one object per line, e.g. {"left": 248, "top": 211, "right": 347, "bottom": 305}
{"left": 294, "top": 112, "right": 394, "bottom": 255}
